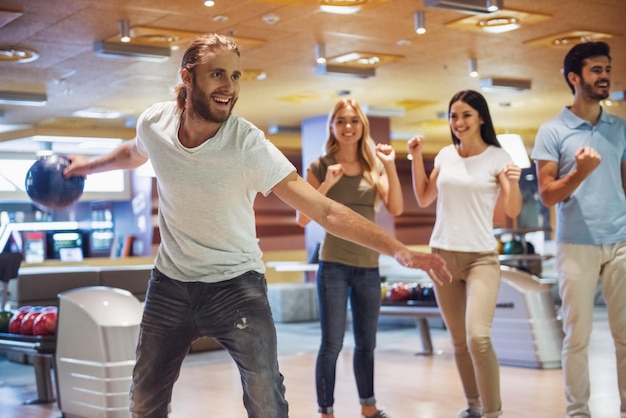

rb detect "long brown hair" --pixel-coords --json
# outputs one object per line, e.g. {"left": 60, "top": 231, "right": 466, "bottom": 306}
{"left": 173, "top": 33, "right": 240, "bottom": 110}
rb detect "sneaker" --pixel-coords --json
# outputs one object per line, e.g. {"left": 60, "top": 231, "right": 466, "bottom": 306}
{"left": 456, "top": 407, "right": 482, "bottom": 418}
{"left": 362, "top": 410, "right": 391, "bottom": 418}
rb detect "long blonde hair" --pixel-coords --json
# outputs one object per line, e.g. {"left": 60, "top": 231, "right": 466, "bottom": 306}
{"left": 324, "top": 98, "right": 384, "bottom": 209}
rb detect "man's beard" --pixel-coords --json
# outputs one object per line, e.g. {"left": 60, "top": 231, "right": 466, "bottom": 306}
{"left": 190, "top": 80, "right": 237, "bottom": 123}
{"left": 581, "top": 78, "right": 610, "bottom": 101}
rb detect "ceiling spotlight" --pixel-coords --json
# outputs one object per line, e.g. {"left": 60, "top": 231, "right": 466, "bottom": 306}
{"left": 119, "top": 19, "right": 131, "bottom": 43}
{"left": 424, "top": 0, "right": 503, "bottom": 15}
{"left": 203, "top": 0, "right": 215, "bottom": 6}
{"left": 469, "top": 57, "right": 478, "bottom": 77}
{"left": 414, "top": 11, "right": 426, "bottom": 35}
{"left": 485, "top": 0, "right": 501, "bottom": 12}
{"left": 315, "top": 43, "right": 326, "bottom": 64}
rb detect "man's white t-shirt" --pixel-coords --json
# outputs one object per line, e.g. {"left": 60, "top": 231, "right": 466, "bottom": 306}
{"left": 135, "top": 101, "right": 296, "bottom": 283}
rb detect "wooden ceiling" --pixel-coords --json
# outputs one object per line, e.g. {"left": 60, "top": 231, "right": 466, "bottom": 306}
{"left": 0, "top": 0, "right": 625, "bottom": 156}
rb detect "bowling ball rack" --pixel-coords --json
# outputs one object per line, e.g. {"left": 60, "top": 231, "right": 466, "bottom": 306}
{"left": 0, "top": 332, "right": 56, "bottom": 404}
{"left": 379, "top": 300, "right": 442, "bottom": 356}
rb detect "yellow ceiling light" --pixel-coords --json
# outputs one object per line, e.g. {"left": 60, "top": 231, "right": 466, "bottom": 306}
{"left": 105, "top": 26, "right": 266, "bottom": 51}
{"left": 319, "top": 0, "right": 367, "bottom": 14}
{"left": 318, "top": 0, "right": 390, "bottom": 14}
{"left": 326, "top": 51, "right": 404, "bottom": 68}
{"left": 0, "top": 46, "right": 39, "bottom": 63}
{"left": 277, "top": 93, "right": 321, "bottom": 103}
{"left": 525, "top": 30, "right": 614, "bottom": 48}
{"left": 240, "top": 69, "right": 267, "bottom": 81}
{"left": 395, "top": 99, "right": 437, "bottom": 110}
{"left": 446, "top": 9, "right": 551, "bottom": 34}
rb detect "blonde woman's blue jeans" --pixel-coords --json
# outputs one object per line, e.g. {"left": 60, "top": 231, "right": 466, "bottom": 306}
{"left": 315, "top": 261, "right": 382, "bottom": 414}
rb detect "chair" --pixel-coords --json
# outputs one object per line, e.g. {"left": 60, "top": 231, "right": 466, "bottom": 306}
{"left": 0, "top": 252, "right": 23, "bottom": 310}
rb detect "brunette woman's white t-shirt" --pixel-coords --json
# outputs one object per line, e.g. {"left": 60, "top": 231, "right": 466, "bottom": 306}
{"left": 429, "top": 144, "right": 512, "bottom": 253}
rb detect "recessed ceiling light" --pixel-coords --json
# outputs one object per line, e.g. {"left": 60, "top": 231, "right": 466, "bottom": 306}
{"left": 477, "top": 16, "right": 520, "bottom": 33}
{"left": 326, "top": 51, "right": 404, "bottom": 68}
{"left": 447, "top": 9, "right": 551, "bottom": 34}
{"left": 319, "top": 0, "right": 366, "bottom": 14}
{"left": 0, "top": 46, "right": 40, "bottom": 63}
{"left": 72, "top": 107, "right": 123, "bottom": 119}
{"left": 525, "top": 30, "right": 614, "bottom": 48}
{"left": 262, "top": 13, "right": 280, "bottom": 24}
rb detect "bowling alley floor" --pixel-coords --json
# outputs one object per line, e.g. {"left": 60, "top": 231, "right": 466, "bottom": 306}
{"left": 0, "top": 306, "right": 621, "bottom": 418}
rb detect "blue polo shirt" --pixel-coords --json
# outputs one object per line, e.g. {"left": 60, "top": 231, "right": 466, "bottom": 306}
{"left": 531, "top": 106, "right": 626, "bottom": 245}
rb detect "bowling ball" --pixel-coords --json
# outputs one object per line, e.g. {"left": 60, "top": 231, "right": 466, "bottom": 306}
{"left": 380, "top": 282, "right": 389, "bottom": 301}
{"left": 421, "top": 284, "right": 437, "bottom": 304}
{"left": 8, "top": 306, "right": 33, "bottom": 334}
{"left": 496, "top": 240, "right": 505, "bottom": 254}
{"left": 0, "top": 310, "right": 13, "bottom": 333}
{"left": 386, "top": 282, "right": 412, "bottom": 302}
{"left": 503, "top": 239, "right": 524, "bottom": 255}
{"left": 33, "top": 309, "right": 58, "bottom": 336}
{"left": 20, "top": 308, "right": 45, "bottom": 335}
{"left": 25, "top": 154, "right": 85, "bottom": 210}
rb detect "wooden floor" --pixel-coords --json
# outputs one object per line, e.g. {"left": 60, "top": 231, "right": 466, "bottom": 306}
{"left": 0, "top": 307, "right": 621, "bottom": 418}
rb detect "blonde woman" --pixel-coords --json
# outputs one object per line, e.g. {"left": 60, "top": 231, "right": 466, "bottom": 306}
{"left": 298, "top": 98, "right": 403, "bottom": 418}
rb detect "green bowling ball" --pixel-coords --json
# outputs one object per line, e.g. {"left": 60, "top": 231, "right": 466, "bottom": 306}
{"left": 0, "top": 310, "right": 14, "bottom": 333}
{"left": 503, "top": 239, "right": 525, "bottom": 255}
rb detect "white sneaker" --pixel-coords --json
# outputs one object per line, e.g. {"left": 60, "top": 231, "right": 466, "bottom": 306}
{"left": 456, "top": 407, "right": 482, "bottom": 418}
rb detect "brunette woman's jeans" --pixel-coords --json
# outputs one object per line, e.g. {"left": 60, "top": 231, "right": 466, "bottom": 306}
{"left": 315, "top": 261, "right": 382, "bottom": 414}
{"left": 432, "top": 249, "right": 503, "bottom": 418}
{"left": 129, "top": 268, "right": 288, "bottom": 418}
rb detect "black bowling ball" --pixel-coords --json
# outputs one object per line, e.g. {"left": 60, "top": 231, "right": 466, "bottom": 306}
{"left": 25, "top": 154, "right": 85, "bottom": 210}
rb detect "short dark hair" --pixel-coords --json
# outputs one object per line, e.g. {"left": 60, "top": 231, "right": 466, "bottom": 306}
{"left": 448, "top": 90, "right": 500, "bottom": 147}
{"left": 563, "top": 41, "right": 611, "bottom": 94}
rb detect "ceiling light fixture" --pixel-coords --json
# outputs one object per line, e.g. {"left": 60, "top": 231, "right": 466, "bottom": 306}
{"left": 414, "top": 11, "right": 426, "bottom": 35}
{"left": 319, "top": 0, "right": 366, "bottom": 15}
{"left": 315, "top": 43, "right": 326, "bottom": 64}
{"left": 203, "top": 0, "right": 215, "bottom": 6}
{"left": 119, "top": 19, "right": 131, "bottom": 43}
{"left": 485, "top": 0, "right": 501, "bottom": 12}
{"left": 477, "top": 16, "right": 520, "bottom": 33}
{"left": 0, "top": 90, "right": 47, "bottom": 106}
{"left": 362, "top": 106, "right": 406, "bottom": 118}
{"left": 94, "top": 41, "right": 171, "bottom": 62}
{"left": 315, "top": 63, "right": 375, "bottom": 78}
{"left": 0, "top": 46, "right": 40, "bottom": 63}
{"left": 423, "top": 0, "right": 503, "bottom": 15}
{"left": 479, "top": 77, "right": 531, "bottom": 92}
{"left": 469, "top": 57, "right": 478, "bottom": 77}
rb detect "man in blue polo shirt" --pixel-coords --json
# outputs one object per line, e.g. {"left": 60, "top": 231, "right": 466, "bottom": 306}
{"left": 532, "top": 41, "right": 626, "bottom": 418}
